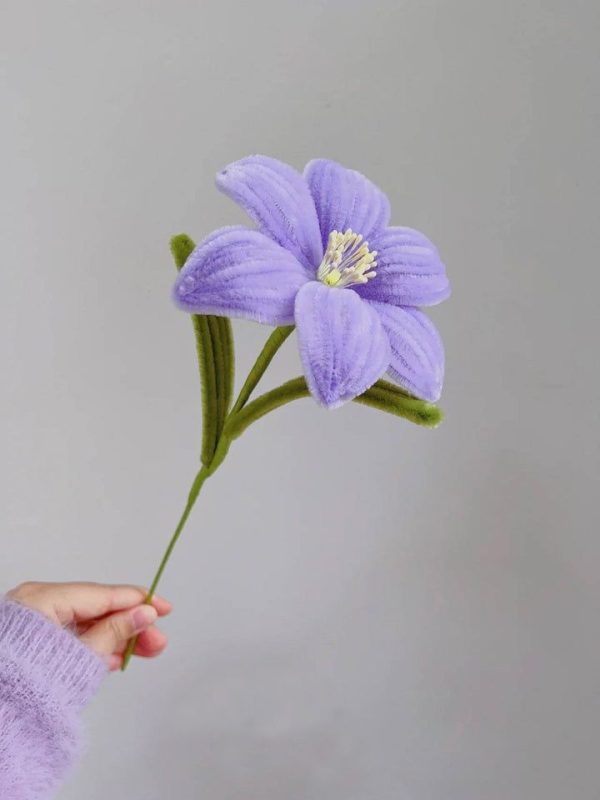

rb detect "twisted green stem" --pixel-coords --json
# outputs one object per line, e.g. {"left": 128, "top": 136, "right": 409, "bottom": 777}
{"left": 120, "top": 465, "right": 210, "bottom": 669}
{"left": 230, "top": 325, "right": 294, "bottom": 414}
{"left": 226, "top": 377, "right": 310, "bottom": 439}
{"left": 121, "top": 325, "right": 291, "bottom": 671}
{"left": 121, "top": 308, "right": 443, "bottom": 671}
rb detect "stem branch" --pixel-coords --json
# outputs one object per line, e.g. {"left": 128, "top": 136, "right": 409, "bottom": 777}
{"left": 230, "top": 325, "right": 294, "bottom": 414}
{"left": 122, "top": 324, "right": 314, "bottom": 671}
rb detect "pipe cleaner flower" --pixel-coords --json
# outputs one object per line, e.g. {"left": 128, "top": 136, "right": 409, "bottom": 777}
{"left": 173, "top": 156, "right": 450, "bottom": 408}
{"left": 121, "top": 156, "right": 450, "bottom": 670}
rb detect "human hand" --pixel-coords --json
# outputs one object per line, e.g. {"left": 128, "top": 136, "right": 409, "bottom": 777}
{"left": 6, "top": 581, "right": 172, "bottom": 671}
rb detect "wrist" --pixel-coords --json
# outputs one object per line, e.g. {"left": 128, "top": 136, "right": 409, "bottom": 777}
{"left": 0, "top": 597, "right": 107, "bottom": 708}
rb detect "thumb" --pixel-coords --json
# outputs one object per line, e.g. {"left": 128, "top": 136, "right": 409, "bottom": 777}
{"left": 80, "top": 604, "right": 158, "bottom": 656}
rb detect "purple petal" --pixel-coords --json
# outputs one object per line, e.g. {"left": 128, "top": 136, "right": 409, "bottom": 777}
{"left": 173, "top": 226, "right": 308, "bottom": 325}
{"left": 295, "top": 282, "right": 390, "bottom": 409}
{"left": 355, "top": 226, "right": 450, "bottom": 307}
{"left": 304, "top": 159, "right": 391, "bottom": 249}
{"left": 215, "top": 155, "right": 323, "bottom": 272}
{"left": 371, "top": 301, "right": 445, "bottom": 402}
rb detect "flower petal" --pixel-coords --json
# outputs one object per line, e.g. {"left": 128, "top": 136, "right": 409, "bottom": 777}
{"left": 294, "top": 282, "right": 390, "bottom": 409}
{"left": 370, "top": 301, "right": 445, "bottom": 402}
{"left": 215, "top": 155, "right": 323, "bottom": 272}
{"left": 173, "top": 226, "right": 308, "bottom": 325}
{"left": 303, "top": 159, "right": 391, "bottom": 248}
{"left": 355, "top": 226, "right": 450, "bottom": 307}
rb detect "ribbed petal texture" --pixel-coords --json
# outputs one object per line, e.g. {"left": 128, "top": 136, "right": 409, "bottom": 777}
{"left": 173, "top": 226, "right": 309, "bottom": 325}
{"left": 371, "top": 302, "right": 445, "bottom": 402}
{"left": 295, "top": 281, "right": 390, "bottom": 408}
{"left": 304, "top": 159, "right": 391, "bottom": 249}
{"left": 172, "top": 156, "right": 450, "bottom": 408}
{"left": 216, "top": 155, "right": 323, "bottom": 272}
{"left": 355, "top": 226, "right": 450, "bottom": 307}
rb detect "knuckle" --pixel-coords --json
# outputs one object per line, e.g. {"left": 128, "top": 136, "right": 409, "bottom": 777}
{"left": 7, "top": 581, "right": 41, "bottom": 600}
{"left": 107, "top": 617, "right": 123, "bottom": 638}
{"left": 108, "top": 614, "right": 129, "bottom": 641}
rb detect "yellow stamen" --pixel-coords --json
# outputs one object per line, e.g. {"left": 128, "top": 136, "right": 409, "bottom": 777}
{"left": 323, "top": 268, "right": 342, "bottom": 286}
{"left": 317, "top": 229, "right": 378, "bottom": 289}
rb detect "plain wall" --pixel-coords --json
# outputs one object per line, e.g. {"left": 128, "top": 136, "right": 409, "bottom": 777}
{"left": 1, "top": 1, "right": 599, "bottom": 798}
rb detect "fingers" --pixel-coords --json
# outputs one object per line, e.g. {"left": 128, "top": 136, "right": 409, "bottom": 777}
{"left": 7, "top": 581, "right": 171, "bottom": 625}
{"left": 7, "top": 581, "right": 173, "bottom": 667}
{"left": 132, "top": 626, "right": 168, "bottom": 658}
{"left": 80, "top": 604, "right": 158, "bottom": 656}
{"left": 142, "top": 593, "right": 172, "bottom": 617}
{"left": 107, "top": 627, "right": 168, "bottom": 671}
{"left": 54, "top": 582, "right": 171, "bottom": 624}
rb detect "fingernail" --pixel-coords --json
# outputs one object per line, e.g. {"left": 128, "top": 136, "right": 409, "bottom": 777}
{"left": 132, "top": 605, "right": 158, "bottom": 633}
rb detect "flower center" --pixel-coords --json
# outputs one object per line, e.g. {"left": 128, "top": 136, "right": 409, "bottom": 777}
{"left": 316, "top": 229, "right": 378, "bottom": 288}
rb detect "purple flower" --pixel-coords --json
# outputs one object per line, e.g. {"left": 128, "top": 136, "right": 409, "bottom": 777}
{"left": 173, "top": 156, "right": 450, "bottom": 409}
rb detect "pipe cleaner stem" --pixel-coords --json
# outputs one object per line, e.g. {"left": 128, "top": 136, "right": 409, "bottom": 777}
{"left": 121, "top": 372, "right": 441, "bottom": 669}
{"left": 226, "top": 377, "right": 310, "bottom": 439}
{"left": 121, "top": 463, "right": 211, "bottom": 670}
{"left": 121, "top": 325, "right": 291, "bottom": 671}
{"left": 230, "top": 325, "right": 294, "bottom": 414}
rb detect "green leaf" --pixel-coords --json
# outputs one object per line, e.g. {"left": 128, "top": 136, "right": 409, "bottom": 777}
{"left": 190, "top": 314, "right": 218, "bottom": 465}
{"left": 218, "top": 317, "right": 235, "bottom": 423}
{"left": 207, "top": 315, "right": 235, "bottom": 438}
{"left": 170, "top": 233, "right": 235, "bottom": 466}
{"left": 170, "top": 233, "right": 196, "bottom": 270}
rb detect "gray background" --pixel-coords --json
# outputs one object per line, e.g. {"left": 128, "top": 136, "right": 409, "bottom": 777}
{"left": 1, "top": 1, "right": 599, "bottom": 798}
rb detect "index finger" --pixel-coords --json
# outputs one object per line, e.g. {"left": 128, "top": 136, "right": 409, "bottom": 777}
{"left": 52, "top": 582, "right": 171, "bottom": 624}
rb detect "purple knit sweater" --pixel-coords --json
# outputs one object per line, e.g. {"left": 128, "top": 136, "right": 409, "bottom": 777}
{"left": 0, "top": 598, "right": 107, "bottom": 799}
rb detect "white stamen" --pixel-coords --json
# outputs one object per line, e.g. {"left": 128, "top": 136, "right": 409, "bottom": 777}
{"left": 317, "top": 229, "right": 378, "bottom": 288}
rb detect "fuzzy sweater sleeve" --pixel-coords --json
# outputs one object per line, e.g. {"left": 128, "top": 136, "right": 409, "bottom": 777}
{"left": 0, "top": 598, "right": 107, "bottom": 799}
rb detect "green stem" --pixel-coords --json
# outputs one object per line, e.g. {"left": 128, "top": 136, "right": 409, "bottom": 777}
{"left": 121, "top": 323, "right": 442, "bottom": 671}
{"left": 121, "top": 463, "right": 211, "bottom": 670}
{"left": 355, "top": 381, "right": 443, "bottom": 427}
{"left": 226, "top": 377, "right": 310, "bottom": 440}
{"left": 121, "top": 324, "right": 442, "bottom": 671}
{"left": 230, "top": 325, "right": 294, "bottom": 414}
{"left": 122, "top": 372, "right": 441, "bottom": 669}
{"left": 121, "top": 326, "right": 291, "bottom": 672}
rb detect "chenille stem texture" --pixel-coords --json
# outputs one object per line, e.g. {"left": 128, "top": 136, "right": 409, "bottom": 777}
{"left": 230, "top": 325, "right": 294, "bottom": 414}
{"left": 121, "top": 324, "right": 291, "bottom": 671}
{"left": 120, "top": 464, "right": 211, "bottom": 670}
{"left": 122, "top": 233, "right": 444, "bottom": 671}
